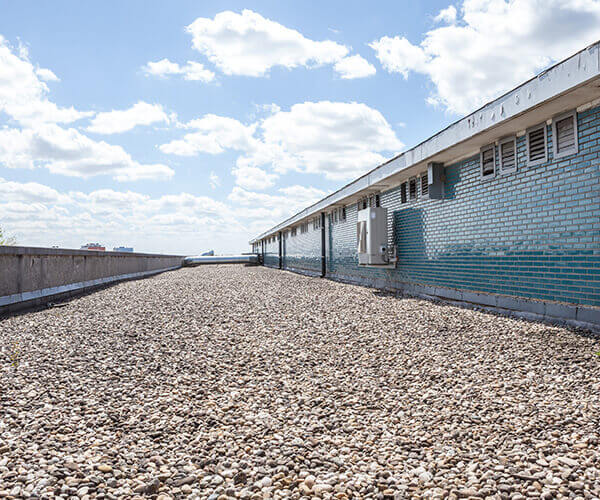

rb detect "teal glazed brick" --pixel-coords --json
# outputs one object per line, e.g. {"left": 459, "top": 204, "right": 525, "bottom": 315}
{"left": 283, "top": 225, "right": 321, "bottom": 273}
{"left": 263, "top": 236, "right": 279, "bottom": 268}
{"left": 320, "top": 105, "right": 600, "bottom": 307}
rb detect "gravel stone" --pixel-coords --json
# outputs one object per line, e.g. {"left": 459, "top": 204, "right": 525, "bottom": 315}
{"left": 1, "top": 265, "right": 599, "bottom": 498}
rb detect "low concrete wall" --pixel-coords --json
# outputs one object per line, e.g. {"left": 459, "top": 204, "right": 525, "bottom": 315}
{"left": 0, "top": 246, "right": 184, "bottom": 315}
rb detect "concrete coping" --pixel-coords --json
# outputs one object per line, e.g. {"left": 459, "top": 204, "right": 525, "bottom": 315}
{"left": 0, "top": 245, "right": 184, "bottom": 258}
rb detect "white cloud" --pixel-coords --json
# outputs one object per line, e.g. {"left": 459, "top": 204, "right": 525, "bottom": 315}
{"left": 334, "top": 55, "right": 376, "bottom": 79}
{"left": 434, "top": 5, "right": 457, "bottom": 24}
{"left": 159, "top": 114, "right": 256, "bottom": 156}
{"left": 0, "top": 35, "right": 91, "bottom": 125}
{"left": 0, "top": 177, "right": 66, "bottom": 204}
{"left": 87, "top": 101, "right": 170, "bottom": 134}
{"left": 160, "top": 101, "right": 403, "bottom": 182}
{"left": 252, "top": 101, "right": 403, "bottom": 179}
{"left": 185, "top": 9, "right": 349, "bottom": 77}
{"left": 0, "top": 179, "right": 325, "bottom": 253}
{"left": 142, "top": 58, "right": 215, "bottom": 82}
{"left": 232, "top": 166, "right": 277, "bottom": 190}
{"left": 35, "top": 67, "right": 60, "bottom": 82}
{"left": 209, "top": 171, "right": 220, "bottom": 189}
{"left": 228, "top": 185, "right": 326, "bottom": 215}
{"left": 369, "top": 36, "right": 428, "bottom": 79}
{"left": 0, "top": 124, "right": 174, "bottom": 181}
{"left": 371, "top": 0, "right": 600, "bottom": 115}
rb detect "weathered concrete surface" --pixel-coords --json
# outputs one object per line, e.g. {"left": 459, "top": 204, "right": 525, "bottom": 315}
{"left": 0, "top": 246, "right": 183, "bottom": 314}
{"left": 1, "top": 266, "right": 598, "bottom": 498}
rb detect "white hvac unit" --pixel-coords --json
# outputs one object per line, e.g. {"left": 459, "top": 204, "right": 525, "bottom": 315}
{"left": 357, "top": 207, "right": 397, "bottom": 267}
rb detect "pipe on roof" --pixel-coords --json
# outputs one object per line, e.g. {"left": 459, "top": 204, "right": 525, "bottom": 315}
{"left": 184, "top": 254, "right": 259, "bottom": 266}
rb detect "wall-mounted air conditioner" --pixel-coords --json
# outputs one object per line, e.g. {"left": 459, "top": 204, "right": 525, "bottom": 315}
{"left": 357, "top": 207, "right": 397, "bottom": 268}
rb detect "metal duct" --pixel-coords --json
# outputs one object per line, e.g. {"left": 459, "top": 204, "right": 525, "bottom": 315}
{"left": 184, "top": 254, "right": 259, "bottom": 266}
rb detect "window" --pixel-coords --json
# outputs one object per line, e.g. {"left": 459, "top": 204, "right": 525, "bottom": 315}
{"left": 375, "top": 194, "right": 380, "bottom": 207}
{"left": 420, "top": 173, "right": 428, "bottom": 198}
{"left": 499, "top": 136, "right": 517, "bottom": 174}
{"left": 333, "top": 209, "right": 338, "bottom": 223}
{"left": 409, "top": 178, "right": 417, "bottom": 200}
{"left": 527, "top": 123, "right": 547, "bottom": 166}
{"left": 553, "top": 110, "right": 578, "bottom": 159}
{"left": 480, "top": 144, "right": 495, "bottom": 179}
{"left": 341, "top": 206, "right": 346, "bottom": 221}
{"left": 291, "top": 227, "right": 297, "bottom": 237}
{"left": 400, "top": 182, "right": 407, "bottom": 204}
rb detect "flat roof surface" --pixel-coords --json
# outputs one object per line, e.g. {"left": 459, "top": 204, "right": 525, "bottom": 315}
{"left": 3, "top": 265, "right": 599, "bottom": 497}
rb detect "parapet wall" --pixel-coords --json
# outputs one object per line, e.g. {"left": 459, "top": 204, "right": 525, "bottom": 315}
{"left": 0, "top": 246, "right": 184, "bottom": 315}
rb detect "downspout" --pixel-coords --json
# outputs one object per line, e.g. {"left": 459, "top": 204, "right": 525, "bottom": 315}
{"left": 320, "top": 212, "right": 326, "bottom": 278}
{"left": 278, "top": 231, "right": 283, "bottom": 269}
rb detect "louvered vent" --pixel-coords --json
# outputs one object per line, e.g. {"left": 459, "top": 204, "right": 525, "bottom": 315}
{"left": 409, "top": 178, "right": 417, "bottom": 199}
{"left": 555, "top": 116, "right": 575, "bottom": 154}
{"left": 481, "top": 147, "right": 494, "bottom": 177}
{"left": 528, "top": 126, "right": 546, "bottom": 163}
{"left": 500, "top": 139, "right": 516, "bottom": 172}
{"left": 421, "top": 174, "right": 428, "bottom": 196}
{"left": 400, "top": 182, "right": 407, "bottom": 203}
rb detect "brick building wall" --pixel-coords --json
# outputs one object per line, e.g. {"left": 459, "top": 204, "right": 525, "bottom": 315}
{"left": 283, "top": 225, "right": 322, "bottom": 275}
{"left": 324, "top": 105, "right": 600, "bottom": 306}
{"left": 264, "top": 236, "right": 279, "bottom": 269}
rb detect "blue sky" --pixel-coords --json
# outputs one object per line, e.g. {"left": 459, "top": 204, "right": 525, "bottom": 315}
{"left": 1, "top": 0, "right": 599, "bottom": 253}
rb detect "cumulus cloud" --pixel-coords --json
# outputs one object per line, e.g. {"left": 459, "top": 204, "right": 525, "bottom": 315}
{"left": 232, "top": 166, "right": 278, "bottom": 190}
{"left": 142, "top": 58, "right": 215, "bottom": 82}
{"left": 334, "top": 55, "right": 376, "bottom": 79}
{"left": 87, "top": 101, "right": 170, "bottom": 134}
{"left": 0, "top": 177, "right": 67, "bottom": 204}
{"left": 0, "top": 180, "right": 327, "bottom": 253}
{"left": 0, "top": 37, "right": 177, "bottom": 183}
{"left": 371, "top": 0, "right": 600, "bottom": 114}
{"left": 434, "top": 5, "right": 457, "bottom": 24}
{"left": 159, "top": 114, "right": 256, "bottom": 156}
{"left": 146, "top": 10, "right": 375, "bottom": 81}
{"left": 0, "top": 124, "right": 174, "bottom": 181}
{"left": 185, "top": 9, "right": 349, "bottom": 77}
{"left": 0, "top": 35, "right": 92, "bottom": 125}
{"left": 209, "top": 171, "right": 220, "bottom": 189}
{"left": 160, "top": 101, "right": 403, "bottom": 182}
{"left": 250, "top": 101, "right": 403, "bottom": 179}
{"left": 228, "top": 185, "right": 327, "bottom": 224}
{"left": 35, "top": 67, "right": 60, "bottom": 82}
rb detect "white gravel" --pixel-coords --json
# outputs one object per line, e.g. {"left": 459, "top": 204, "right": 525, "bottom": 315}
{"left": 1, "top": 265, "right": 599, "bottom": 499}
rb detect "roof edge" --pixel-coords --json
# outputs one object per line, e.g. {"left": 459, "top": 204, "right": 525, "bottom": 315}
{"left": 250, "top": 40, "right": 600, "bottom": 244}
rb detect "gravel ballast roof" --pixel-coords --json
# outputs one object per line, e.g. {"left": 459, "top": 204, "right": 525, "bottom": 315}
{"left": 1, "top": 265, "right": 599, "bottom": 499}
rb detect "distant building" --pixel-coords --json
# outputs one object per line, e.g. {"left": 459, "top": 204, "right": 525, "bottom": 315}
{"left": 201, "top": 250, "right": 215, "bottom": 256}
{"left": 81, "top": 243, "right": 105, "bottom": 251}
{"left": 113, "top": 246, "right": 134, "bottom": 252}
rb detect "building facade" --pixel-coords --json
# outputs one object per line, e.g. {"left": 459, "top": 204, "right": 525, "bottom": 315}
{"left": 81, "top": 243, "right": 105, "bottom": 251}
{"left": 251, "top": 43, "right": 600, "bottom": 330}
